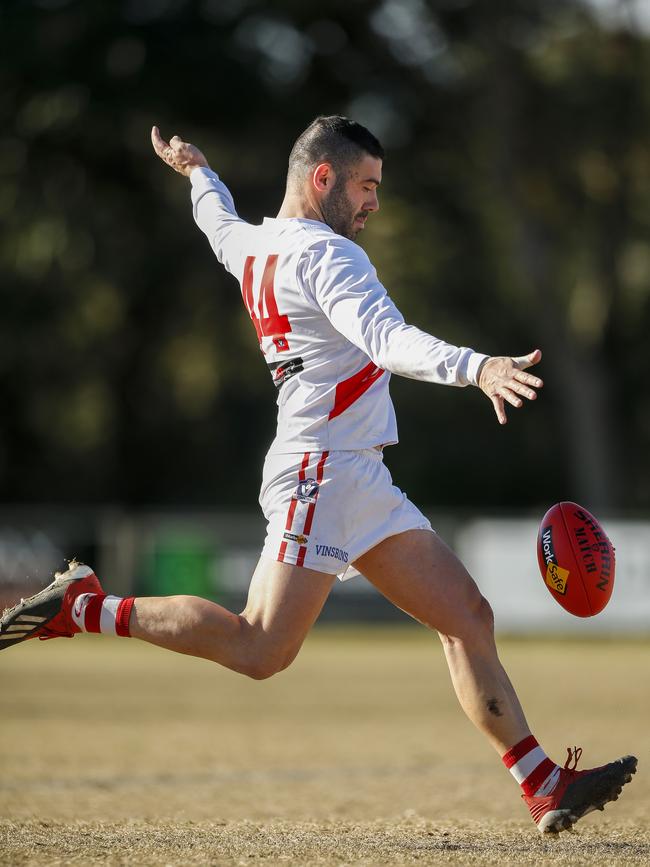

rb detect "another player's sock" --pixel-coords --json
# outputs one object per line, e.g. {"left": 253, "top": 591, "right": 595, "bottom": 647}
{"left": 71, "top": 593, "right": 135, "bottom": 637}
{"left": 502, "top": 735, "right": 562, "bottom": 796}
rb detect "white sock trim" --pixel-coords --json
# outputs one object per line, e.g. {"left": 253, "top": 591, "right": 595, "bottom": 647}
{"left": 509, "top": 745, "right": 547, "bottom": 784}
{"left": 99, "top": 596, "right": 121, "bottom": 636}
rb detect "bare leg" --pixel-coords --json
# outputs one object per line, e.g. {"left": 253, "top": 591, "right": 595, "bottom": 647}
{"left": 354, "top": 530, "right": 530, "bottom": 754}
{"left": 129, "top": 557, "right": 335, "bottom": 680}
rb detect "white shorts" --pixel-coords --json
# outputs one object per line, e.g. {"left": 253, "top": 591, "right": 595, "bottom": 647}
{"left": 259, "top": 448, "right": 433, "bottom": 580}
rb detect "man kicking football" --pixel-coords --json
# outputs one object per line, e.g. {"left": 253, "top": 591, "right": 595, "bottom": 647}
{"left": 1, "top": 115, "right": 636, "bottom": 834}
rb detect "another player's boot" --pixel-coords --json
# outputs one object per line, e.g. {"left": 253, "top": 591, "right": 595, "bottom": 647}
{"left": 0, "top": 562, "right": 104, "bottom": 649}
{"left": 524, "top": 748, "right": 638, "bottom": 834}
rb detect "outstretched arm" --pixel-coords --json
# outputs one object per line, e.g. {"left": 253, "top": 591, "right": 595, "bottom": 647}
{"left": 302, "top": 237, "right": 488, "bottom": 387}
{"left": 303, "top": 237, "right": 543, "bottom": 423}
{"left": 151, "top": 126, "right": 249, "bottom": 274}
{"left": 477, "top": 350, "right": 543, "bottom": 425}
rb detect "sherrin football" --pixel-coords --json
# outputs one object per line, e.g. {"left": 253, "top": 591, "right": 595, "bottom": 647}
{"left": 537, "top": 502, "right": 615, "bottom": 617}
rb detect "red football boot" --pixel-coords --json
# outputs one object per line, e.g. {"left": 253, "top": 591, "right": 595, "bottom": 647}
{"left": 0, "top": 562, "right": 103, "bottom": 650}
{"left": 524, "top": 747, "right": 638, "bottom": 833}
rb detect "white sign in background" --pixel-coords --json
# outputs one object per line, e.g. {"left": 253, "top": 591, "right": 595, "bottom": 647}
{"left": 222, "top": 519, "right": 650, "bottom": 632}
{"left": 1, "top": 512, "right": 646, "bottom": 633}
{"left": 455, "top": 520, "right": 650, "bottom": 633}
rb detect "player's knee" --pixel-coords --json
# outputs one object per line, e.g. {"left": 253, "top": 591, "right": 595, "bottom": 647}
{"left": 241, "top": 661, "right": 278, "bottom": 681}
{"left": 460, "top": 592, "right": 494, "bottom": 643}
{"left": 239, "top": 647, "right": 298, "bottom": 681}
{"left": 475, "top": 594, "right": 495, "bottom": 633}
{"left": 439, "top": 591, "right": 495, "bottom": 648}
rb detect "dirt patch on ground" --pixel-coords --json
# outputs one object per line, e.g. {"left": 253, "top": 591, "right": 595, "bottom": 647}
{"left": 1, "top": 629, "right": 648, "bottom": 865}
{"left": 3, "top": 818, "right": 650, "bottom": 866}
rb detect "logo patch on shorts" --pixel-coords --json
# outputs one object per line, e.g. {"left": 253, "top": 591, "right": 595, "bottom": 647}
{"left": 315, "top": 544, "right": 349, "bottom": 563}
{"left": 293, "top": 478, "right": 319, "bottom": 504}
{"left": 283, "top": 532, "right": 308, "bottom": 545}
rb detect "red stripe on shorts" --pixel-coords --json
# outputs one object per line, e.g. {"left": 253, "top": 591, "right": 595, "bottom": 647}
{"left": 296, "top": 450, "right": 329, "bottom": 567}
{"left": 277, "top": 452, "right": 310, "bottom": 563}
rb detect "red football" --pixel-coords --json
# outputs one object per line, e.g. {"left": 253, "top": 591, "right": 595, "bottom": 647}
{"left": 537, "top": 502, "right": 615, "bottom": 617}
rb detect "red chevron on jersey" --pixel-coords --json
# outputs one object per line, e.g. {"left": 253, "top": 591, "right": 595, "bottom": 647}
{"left": 329, "top": 362, "right": 385, "bottom": 420}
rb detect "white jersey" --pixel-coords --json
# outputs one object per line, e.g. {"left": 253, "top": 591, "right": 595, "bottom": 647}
{"left": 190, "top": 167, "right": 488, "bottom": 454}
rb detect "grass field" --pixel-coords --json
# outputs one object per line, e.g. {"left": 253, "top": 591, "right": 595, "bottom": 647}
{"left": 1, "top": 627, "right": 649, "bottom": 865}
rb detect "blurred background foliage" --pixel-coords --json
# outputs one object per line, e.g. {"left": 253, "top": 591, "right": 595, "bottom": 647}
{"left": 1, "top": 0, "right": 649, "bottom": 514}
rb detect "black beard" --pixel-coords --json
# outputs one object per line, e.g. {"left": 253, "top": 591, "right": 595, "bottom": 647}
{"left": 321, "top": 176, "right": 359, "bottom": 240}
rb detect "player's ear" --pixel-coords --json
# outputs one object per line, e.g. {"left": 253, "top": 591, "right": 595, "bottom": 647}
{"left": 312, "top": 163, "right": 334, "bottom": 192}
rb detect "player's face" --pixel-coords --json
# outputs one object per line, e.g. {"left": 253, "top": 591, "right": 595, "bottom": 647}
{"left": 322, "top": 155, "right": 382, "bottom": 240}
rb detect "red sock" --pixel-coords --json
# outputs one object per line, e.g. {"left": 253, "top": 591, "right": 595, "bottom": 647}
{"left": 502, "top": 736, "right": 561, "bottom": 796}
{"left": 71, "top": 593, "right": 135, "bottom": 637}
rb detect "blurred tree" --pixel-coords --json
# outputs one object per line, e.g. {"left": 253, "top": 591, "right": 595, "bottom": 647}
{"left": 0, "top": 0, "right": 648, "bottom": 514}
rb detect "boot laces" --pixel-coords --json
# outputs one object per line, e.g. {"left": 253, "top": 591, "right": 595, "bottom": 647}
{"left": 564, "top": 746, "right": 583, "bottom": 771}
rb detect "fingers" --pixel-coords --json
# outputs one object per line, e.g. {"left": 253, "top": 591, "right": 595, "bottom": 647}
{"left": 151, "top": 127, "right": 207, "bottom": 176}
{"left": 514, "top": 369, "right": 543, "bottom": 389}
{"left": 512, "top": 349, "right": 542, "bottom": 370}
{"left": 510, "top": 378, "right": 538, "bottom": 400}
{"left": 493, "top": 386, "right": 528, "bottom": 424}
{"left": 483, "top": 350, "right": 543, "bottom": 425}
{"left": 491, "top": 395, "right": 507, "bottom": 425}
{"left": 503, "top": 388, "right": 523, "bottom": 408}
{"left": 151, "top": 126, "right": 177, "bottom": 165}
{"left": 151, "top": 126, "right": 185, "bottom": 161}
{"left": 151, "top": 125, "right": 168, "bottom": 155}
{"left": 510, "top": 351, "right": 544, "bottom": 396}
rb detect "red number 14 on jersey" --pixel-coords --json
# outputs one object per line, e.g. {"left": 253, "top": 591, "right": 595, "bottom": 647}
{"left": 242, "top": 254, "right": 291, "bottom": 352}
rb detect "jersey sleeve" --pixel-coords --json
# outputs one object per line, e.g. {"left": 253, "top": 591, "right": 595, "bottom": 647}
{"left": 190, "top": 167, "right": 250, "bottom": 276}
{"left": 301, "top": 236, "right": 488, "bottom": 387}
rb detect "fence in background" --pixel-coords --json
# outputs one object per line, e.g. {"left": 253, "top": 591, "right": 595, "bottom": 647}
{"left": 0, "top": 506, "right": 648, "bottom": 632}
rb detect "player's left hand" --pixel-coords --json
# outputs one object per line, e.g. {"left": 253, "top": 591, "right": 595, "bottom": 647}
{"left": 151, "top": 126, "right": 209, "bottom": 176}
{"left": 477, "top": 349, "right": 543, "bottom": 425}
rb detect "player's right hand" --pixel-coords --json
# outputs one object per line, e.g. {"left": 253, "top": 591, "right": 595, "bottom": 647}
{"left": 477, "top": 349, "right": 543, "bottom": 425}
{"left": 151, "top": 126, "right": 209, "bottom": 176}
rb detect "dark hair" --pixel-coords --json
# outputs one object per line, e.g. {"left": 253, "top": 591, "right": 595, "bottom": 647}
{"left": 287, "top": 115, "right": 384, "bottom": 189}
